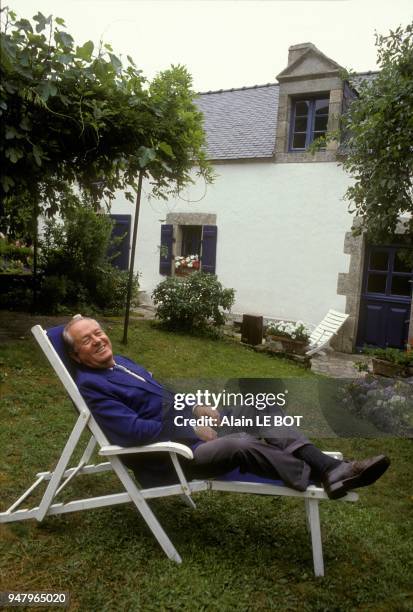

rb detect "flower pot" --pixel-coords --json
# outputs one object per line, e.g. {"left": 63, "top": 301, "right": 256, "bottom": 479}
{"left": 371, "top": 358, "right": 406, "bottom": 378}
{"left": 175, "top": 268, "right": 193, "bottom": 276}
{"left": 266, "top": 334, "right": 308, "bottom": 355}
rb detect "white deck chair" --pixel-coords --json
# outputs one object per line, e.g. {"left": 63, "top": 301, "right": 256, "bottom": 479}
{"left": 306, "top": 309, "right": 349, "bottom": 357}
{"left": 0, "top": 324, "right": 358, "bottom": 577}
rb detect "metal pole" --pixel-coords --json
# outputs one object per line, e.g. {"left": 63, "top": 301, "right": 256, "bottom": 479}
{"left": 32, "top": 200, "right": 38, "bottom": 313}
{"left": 122, "top": 171, "right": 143, "bottom": 344}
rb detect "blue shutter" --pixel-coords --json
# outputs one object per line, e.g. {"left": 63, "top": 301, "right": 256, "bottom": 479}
{"left": 108, "top": 214, "right": 131, "bottom": 271}
{"left": 201, "top": 225, "right": 217, "bottom": 274}
{"left": 159, "top": 224, "right": 173, "bottom": 275}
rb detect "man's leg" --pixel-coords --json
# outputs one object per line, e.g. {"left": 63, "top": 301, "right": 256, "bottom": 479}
{"left": 183, "top": 433, "right": 311, "bottom": 491}
{"left": 261, "top": 421, "right": 342, "bottom": 479}
{"left": 122, "top": 452, "right": 178, "bottom": 487}
{"left": 271, "top": 439, "right": 390, "bottom": 499}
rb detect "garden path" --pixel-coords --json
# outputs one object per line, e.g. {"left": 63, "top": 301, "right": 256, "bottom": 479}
{"left": 311, "top": 349, "right": 370, "bottom": 378}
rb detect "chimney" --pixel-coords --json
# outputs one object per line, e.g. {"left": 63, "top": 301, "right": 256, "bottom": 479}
{"left": 288, "top": 42, "right": 316, "bottom": 66}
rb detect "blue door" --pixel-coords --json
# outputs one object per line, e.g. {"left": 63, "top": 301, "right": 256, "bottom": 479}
{"left": 108, "top": 215, "right": 131, "bottom": 271}
{"left": 357, "top": 246, "right": 412, "bottom": 349}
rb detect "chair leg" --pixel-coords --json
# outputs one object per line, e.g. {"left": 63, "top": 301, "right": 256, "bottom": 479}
{"left": 37, "top": 414, "right": 88, "bottom": 521}
{"left": 304, "top": 498, "right": 311, "bottom": 532}
{"left": 110, "top": 456, "right": 182, "bottom": 563}
{"left": 305, "top": 498, "right": 324, "bottom": 577}
{"left": 170, "top": 453, "right": 196, "bottom": 509}
{"left": 180, "top": 494, "right": 196, "bottom": 509}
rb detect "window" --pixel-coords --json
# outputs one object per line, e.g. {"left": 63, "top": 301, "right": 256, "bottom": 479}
{"left": 159, "top": 224, "right": 217, "bottom": 276}
{"left": 181, "top": 225, "right": 202, "bottom": 257}
{"left": 364, "top": 247, "right": 413, "bottom": 297}
{"left": 290, "top": 98, "right": 329, "bottom": 150}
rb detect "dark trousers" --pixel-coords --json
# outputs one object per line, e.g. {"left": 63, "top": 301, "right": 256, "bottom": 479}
{"left": 123, "top": 432, "right": 311, "bottom": 492}
{"left": 184, "top": 433, "right": 311, "bottom": 490}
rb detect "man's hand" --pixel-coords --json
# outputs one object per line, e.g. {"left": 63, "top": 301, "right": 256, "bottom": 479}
{"left": 194, "top": 425, "right": 218, "bottom": 442}
{"left": 193, "top": 405, "right": 221, "bottom": 427}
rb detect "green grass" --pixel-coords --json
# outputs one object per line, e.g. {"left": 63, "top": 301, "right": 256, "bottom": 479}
{"left": 0, "top": 319, "right": 412, "bottom": 611}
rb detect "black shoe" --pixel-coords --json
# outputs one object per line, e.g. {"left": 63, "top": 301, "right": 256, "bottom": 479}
{"left": 322, "top": 455, "right": 390, "bottom": 500}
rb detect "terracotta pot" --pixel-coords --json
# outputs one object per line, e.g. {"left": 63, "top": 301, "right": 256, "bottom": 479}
{"left": 175, "top": 268, "right": 194, "bottom": 276}
{"left": 266, "top": 334, "right": 308, "bottom": 355}
{"left": 371, "top": 358, "right": 406, "bottom": 378}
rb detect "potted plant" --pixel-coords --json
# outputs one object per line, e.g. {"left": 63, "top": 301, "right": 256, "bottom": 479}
{"left": 265, "top": 320, "right": 310, "bottom": 355}
{"left": 174, "top": 254, "right": 200, "bottom": 276}
{"left": 366, "top": 347, "right": 413, "bottom": 378}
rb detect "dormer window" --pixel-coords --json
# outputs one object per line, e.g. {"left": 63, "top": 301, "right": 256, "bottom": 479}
{"left": 289, "top": 97, "right": 329, "bottom": 150}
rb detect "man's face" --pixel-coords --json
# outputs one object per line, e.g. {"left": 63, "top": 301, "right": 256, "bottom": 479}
{"left": 69, "top": 319, "right": 115, "bottom": 369}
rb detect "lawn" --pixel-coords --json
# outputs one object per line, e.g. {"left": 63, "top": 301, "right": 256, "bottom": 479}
{"left": 0, "top": 318, "right": 412, "bottom": 611}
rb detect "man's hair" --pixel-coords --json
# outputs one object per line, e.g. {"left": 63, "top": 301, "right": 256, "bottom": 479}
{"left": 63, "top": 315, "right": 99, "bottom": 353}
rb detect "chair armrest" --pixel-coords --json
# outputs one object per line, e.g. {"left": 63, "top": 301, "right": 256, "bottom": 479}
{"left": 99, "top": 441, "right": 193, "bottom": 460}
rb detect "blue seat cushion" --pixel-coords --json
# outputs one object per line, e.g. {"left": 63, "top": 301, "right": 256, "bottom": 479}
{"left": 213, "top": 468, "right": 286, "bottom": 487}
{"left": 46, "top": 324, "right": 77, "bottom": 377}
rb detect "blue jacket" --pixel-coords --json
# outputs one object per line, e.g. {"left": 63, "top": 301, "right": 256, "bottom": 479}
{"left": 76, "top": 355, "right": 199, "bottom": 447}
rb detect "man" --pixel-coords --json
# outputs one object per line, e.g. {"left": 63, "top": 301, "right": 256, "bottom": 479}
{"left": 63, "top": 316, "right": 390, "bottom": 499}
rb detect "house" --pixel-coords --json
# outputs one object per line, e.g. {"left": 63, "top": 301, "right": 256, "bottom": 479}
{"left": 110, "top": 42, "right": 413, "bottom": 352}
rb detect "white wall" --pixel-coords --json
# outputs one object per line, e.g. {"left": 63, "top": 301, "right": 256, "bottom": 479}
{"left": 111, "top": 161, "right": 353, "bottom": 327}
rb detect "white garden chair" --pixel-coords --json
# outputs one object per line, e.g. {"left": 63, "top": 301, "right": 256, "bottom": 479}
{"left": 306, "top": 309, "right": 349, "bottom": 357}
{"left": 0, "top": 324, "right": 358, "bottom": 577}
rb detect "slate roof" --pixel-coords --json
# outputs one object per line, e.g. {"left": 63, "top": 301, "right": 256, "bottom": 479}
{"left": 349, "top": 70, "right": 379, "bottom": 90}
{"left": 195, "top": 84, "right": 279, "bottom": 160}
{"left": 195, "top": 72, "right": 378, "bottom": 161}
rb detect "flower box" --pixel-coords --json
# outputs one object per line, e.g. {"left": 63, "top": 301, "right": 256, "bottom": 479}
{"left": 175, "top": 267, "right": 195, "bottom": 277}
{"left": 371, "top": 358, "right": 407, "bottom": 378}
{"left": 174, "top": 254, "right": 200, "bottom": 276}
{"left": 266, "top": 334, "right": 308, "bottom": 355}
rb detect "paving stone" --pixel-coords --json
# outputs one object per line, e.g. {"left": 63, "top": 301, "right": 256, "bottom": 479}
{"left": 311, "top": 349, "right": 369, "bottom": 378}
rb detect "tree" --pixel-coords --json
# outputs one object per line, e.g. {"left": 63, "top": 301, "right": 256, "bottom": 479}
{"left": 342, "top": 22, "right": 413, "bottom": 243}
{"left": 0, "top": 7, "right": 213, "bottom": 329}
{"left": 0, "top": 7, "right": 212, "bottom": 225}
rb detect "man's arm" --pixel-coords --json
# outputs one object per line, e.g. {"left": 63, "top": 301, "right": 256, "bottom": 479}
{"left": 79, "top": 381, "right": 198, "bottom": 447}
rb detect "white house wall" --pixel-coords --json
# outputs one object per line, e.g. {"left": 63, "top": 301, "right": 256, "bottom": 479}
{"left": 111, "top": 161, "right": 353, "bottom": 327}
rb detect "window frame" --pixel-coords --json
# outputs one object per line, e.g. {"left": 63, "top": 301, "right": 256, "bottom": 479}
{"left": 159, "top": 223, "right": 217, "bottom": 276}
{"left": 364, "top": 246, "right": 413, "bottom": 300}
{"left": 289, "top": 96, "right": 330, "bottom": 151}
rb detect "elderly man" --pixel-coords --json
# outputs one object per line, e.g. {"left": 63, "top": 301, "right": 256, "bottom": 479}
{"left": 63, "top": 316, "right": 390, "bottom": 498}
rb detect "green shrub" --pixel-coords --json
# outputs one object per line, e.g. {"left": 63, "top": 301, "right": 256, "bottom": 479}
{"left": 38, "top": 275, "right": 68, "bottom": 314}
{"left": 0, "top": 284, "right": 32, "bottom": 310}
{"left": 38, "top": 206, "right": 139, "bottom": 314}
{"left": 365, "top": 346, "right": 413, "bottom": 365}
{"left": 152, "top": 272, "right": 235, "bottom": 331}
{"left": 94, "top": 265, "right": 140, "bottom": 314}
{"left": 0, "top": 236, "right": 33, "bottom": 274}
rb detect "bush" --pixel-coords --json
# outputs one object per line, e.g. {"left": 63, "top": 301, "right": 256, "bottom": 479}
{"left": 93, "top": 265, "right": 140, "bottom": 314}
{"left": 0, "top": 235, "right": 33, "bottom": 274}
{"left": 365, "top": 346, "right": 413, "bottom": 366}
{"left": 38, "top": 275, "right": 68, "bottom": 314}
{"left": 152, "top": 272, "right": 235, "bottom": 331}
{"left": 38, "top": 206, "right": 139, "bottom": 314}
